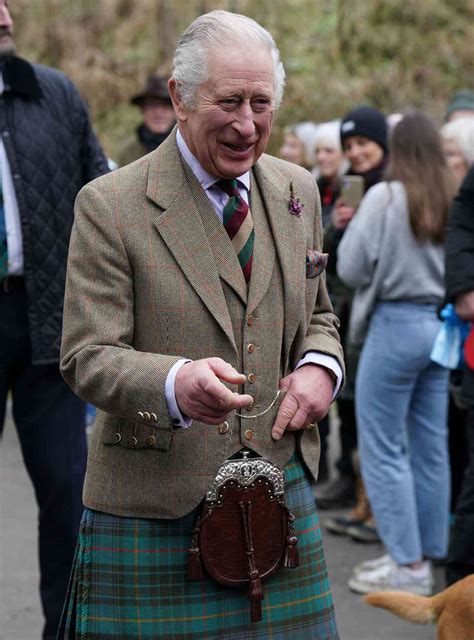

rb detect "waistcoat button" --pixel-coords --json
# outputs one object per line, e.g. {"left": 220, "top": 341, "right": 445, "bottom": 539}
{"left": 247, "top": 373, "right": 256, "bottom": 383}
{"left": 244, "top": 429, "right": 253, "bottom": 441}
{"left": 218, "top": 421, "right": 230, "bottom": 434}
{"left": 247, "top": 314, "right": 254, "bottom": 327}
{"left": 247, "top": 343, "right": 255, "bottom": 353}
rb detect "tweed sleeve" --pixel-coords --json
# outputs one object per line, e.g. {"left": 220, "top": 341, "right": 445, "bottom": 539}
{"left": 60, "top": 183, "right": 182, "bottom": 425}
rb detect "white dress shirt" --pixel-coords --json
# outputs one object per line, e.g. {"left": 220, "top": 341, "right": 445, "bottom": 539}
{"left": 165, "top": 130, "right": 342, "bottom": 426}
{"left": 0, "top": 73, "right": 24, "bottom": 275}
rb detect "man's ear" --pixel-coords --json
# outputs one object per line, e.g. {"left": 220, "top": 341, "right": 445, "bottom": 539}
{"left": 168, "top": 78, "right": 188, "bottom": 123}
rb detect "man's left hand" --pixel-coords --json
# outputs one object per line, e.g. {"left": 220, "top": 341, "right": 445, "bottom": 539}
{"left": 271, "top": 365, "right": 334, "bottom": 441}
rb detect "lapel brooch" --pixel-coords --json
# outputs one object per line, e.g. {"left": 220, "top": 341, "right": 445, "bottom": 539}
{"left": 288, "top": 182, "right": 303, "bottom": 216}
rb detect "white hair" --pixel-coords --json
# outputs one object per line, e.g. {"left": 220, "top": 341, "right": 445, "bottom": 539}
{"left": 172, "top": 10, "right": 285, "bottom": 109}
{"left": 313, "top": 120, "right": 348, "bottom": 178}
{"left": 284, "top": 122, "right": 319, "bottom": 167}
{"left": 314, "top": 120, "right": 342, "bottom": 151}
{"left": 440, "top": 117, "right": 474, "bottom": 166}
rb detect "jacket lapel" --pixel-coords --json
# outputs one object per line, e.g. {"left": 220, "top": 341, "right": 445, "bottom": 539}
{"left": 181, "top": 162, "right": 248, "bottom": 305}
{"left": 246, "top": 171, "right": 275, "bottom": 315}
{"left": 253, "top": 157, "right": 306, "bottom": 356}
{"left": 148, "top": 133, "right": 237, "bottom": 354}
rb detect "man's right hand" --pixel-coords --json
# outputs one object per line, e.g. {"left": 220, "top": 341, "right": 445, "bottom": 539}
{"left": 175, "top": 358, "right": 253, "bottom": 425}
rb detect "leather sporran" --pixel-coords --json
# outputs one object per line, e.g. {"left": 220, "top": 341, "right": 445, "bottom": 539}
{"left": 188, "top": 451, "right": 299, "bottom": 623}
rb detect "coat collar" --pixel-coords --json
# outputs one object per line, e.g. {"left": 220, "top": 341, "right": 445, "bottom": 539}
{"left": 2, "top": 57, "right": 43, "bottom": 99}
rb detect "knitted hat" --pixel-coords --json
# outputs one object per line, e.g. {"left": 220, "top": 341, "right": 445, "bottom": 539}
{"left": 445, "top": 89, "right": 474, "bottom": 120}
{"left": 340, "top": 106, "right": 388, "bottom": 152}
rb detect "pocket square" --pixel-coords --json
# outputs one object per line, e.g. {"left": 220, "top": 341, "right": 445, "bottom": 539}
{"left": 306, "top": 250, "right": 328, "bottom": 278}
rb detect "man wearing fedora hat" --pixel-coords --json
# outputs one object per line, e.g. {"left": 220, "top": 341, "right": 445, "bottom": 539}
{"left": 117, "top": 73, "right": 176, "bottom": 166}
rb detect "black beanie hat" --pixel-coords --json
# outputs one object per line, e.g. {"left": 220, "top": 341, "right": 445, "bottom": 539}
{"left": 340, "top": 106, "right": 388, "bottom": 153}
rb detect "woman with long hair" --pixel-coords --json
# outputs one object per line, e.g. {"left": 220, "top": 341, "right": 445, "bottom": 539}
{"left": 337, "top": 112, "right": 454, "bottom": 594}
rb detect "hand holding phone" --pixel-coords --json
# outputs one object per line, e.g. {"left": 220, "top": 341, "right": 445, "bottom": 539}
{"left": 340, "top": 175, "right": 364, "bottom": 209}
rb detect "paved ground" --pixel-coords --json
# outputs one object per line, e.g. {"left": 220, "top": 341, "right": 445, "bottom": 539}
{"left": 1, "top": 407, "right": 440, "bottom": 639}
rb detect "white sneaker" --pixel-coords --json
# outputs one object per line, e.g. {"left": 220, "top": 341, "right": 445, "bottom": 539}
{"left": 348, "top": 560, "right": 433, "bottom": 596}
{"left": 353, "top": 554, "right": 393, "bottom": 575}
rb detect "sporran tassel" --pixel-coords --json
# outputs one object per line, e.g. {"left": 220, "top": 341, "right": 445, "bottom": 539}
{"left": 284, "top": 535, "right": 299, "bottom": 568}
{"left": 188, "top": 547, "right": 204, "bottom": 580}
{"left": 250, "top": 598, "right": 263, "bottom": 623}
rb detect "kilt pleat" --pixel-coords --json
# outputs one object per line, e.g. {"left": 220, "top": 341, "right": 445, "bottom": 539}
{"left": 58, "top": 455, "right": 339, "bottom": 639}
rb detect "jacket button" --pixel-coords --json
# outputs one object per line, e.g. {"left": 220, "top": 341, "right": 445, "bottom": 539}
{"left": 218, "top": 421, "right": 230, "bottom": 434}
{"left": 129, "top": 436, "right": 138, "bottom": 447}
{"left": 247, "top": 373, "right": 256, "bottom": 383}
{"left": 113, "top": 432, "right": 122, "bottom": 443}
{"left": 150, "top": 412, "right": 158, "bottom": 422}
{"left": 138, "top": 412, "right": 144, "bottom": 420}
{"left": 147, "top": 435, "right": 156, "bottom": 447}
{"left": 247, "top": 314, "right": 254, "bottom": 327}
{"left": 143, "top": 412, "right": 151, "bottom": 422}
{"left": 244, "top": 429, "right": 253, "bottom": 441}
{"left": 247, "top": 343, "right": 255, "bottom": 353}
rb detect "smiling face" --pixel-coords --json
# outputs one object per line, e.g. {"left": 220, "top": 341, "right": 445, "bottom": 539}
{"left": 279, "top": 133, "right": 305, "bottom": 166}
{"left": 0, "top": 0, "right": 15, "bottom": 57}
{"left": 443, "top": 138, "right": 468, "bottom": 188}
{"left": 142, "top": 98, "right": 176, "bottom": 134}
{"left": 169, "top": 45, "right": 275, "bottom": 179}
{"left": 342, "top": 135, "right": 384, "bottom": 174}
{"left": 315, "top": 142, "right": 344, "bottom": 181}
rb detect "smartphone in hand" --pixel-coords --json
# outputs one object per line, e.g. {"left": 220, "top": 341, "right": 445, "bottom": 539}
{"left": 340, "top": 175, "right": 364, "bottom": 209}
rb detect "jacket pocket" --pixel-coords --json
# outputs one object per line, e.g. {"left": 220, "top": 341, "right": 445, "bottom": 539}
{"left": 102, "top": 417, "right": 172, "bottom": 452}
{"left": 306, "top": 250, "right": 328, "bottom": 278}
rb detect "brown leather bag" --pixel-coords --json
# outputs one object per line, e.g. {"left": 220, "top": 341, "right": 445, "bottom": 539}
{"left": 188, "top": 451, "right": 299, "bottom": 623}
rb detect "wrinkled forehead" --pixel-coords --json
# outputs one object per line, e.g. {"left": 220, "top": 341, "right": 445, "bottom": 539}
{"left": 205, "top": 44, "right": 275, "bottom": 91}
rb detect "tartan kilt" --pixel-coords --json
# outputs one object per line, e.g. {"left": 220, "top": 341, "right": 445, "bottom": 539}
{"left": 58, "top": 455, "right": 339, "bottom": 639}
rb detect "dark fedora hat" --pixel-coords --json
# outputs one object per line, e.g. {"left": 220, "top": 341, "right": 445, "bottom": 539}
{"left": 130, "top": 74, "right": 171, "bottom": 106}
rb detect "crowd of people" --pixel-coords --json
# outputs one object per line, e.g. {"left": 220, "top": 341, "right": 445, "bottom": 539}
{"left": 278, "top": 94, "right": 474, "bottom": 597}
{"left": 1, "top": 1, "right": 474, "bottom": 638}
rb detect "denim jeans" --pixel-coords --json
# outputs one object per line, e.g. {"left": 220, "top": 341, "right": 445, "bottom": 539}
{"left": 356, "top": 302, "right": 450, "bottom": 564}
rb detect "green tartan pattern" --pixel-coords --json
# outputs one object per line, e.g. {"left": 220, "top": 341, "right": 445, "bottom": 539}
{"left": 59, "top": 456, "right": 339, "bottom": 639}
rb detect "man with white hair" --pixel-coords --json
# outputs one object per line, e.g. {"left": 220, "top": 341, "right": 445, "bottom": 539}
{"left": 59, "top": 10, "right": 343, "bottom": 639}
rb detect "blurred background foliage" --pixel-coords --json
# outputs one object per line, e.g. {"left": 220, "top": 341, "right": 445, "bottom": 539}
{"left": 11, "top": 0, "right": 474, "bottom": 159}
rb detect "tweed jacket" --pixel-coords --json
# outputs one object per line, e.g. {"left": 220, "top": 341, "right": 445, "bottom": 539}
{"left": 60, "top": 130, "right": 344, "bottom": 519}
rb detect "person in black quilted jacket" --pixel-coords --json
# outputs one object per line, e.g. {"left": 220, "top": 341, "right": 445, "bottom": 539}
{"left": 0, "top": 2, "right": 109, "bottom": 638}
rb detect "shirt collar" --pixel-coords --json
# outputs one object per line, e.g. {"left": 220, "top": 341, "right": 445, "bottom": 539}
{"left": 176, "top": 129, "right": 250, "bottom": 192}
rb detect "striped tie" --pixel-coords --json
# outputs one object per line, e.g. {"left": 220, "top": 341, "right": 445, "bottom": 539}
{"left": 0, "top": 182, "right": 7, "bottom": 280}
{"left": 218, "top": 179, "right": 254, "bottom": 283}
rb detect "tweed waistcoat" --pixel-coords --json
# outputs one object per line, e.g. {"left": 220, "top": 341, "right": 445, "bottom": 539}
{"left": 61, "top": 131, "right": 343, "bottom": 520}
{"left": 183, "top": 161, "right": 296, "bottom": 468}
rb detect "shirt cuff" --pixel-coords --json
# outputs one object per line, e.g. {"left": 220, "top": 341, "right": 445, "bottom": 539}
{"left": 165, "top": 359, "right": 192, "bottom": 428}
{"left": 295, "top": 352, "right": 343, "bottom": 401}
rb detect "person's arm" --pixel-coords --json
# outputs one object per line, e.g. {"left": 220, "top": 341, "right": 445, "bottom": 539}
{"left": 446, "top": 165, "right": 474, "bottom": 313}
{"left": 68, "top": 82, "right": 110, "bottom": 183}
{"left": 336, "top": 184, "right": 387, "bottom": 288}
{"left": 60, "top": 183, "right": 180, "bottom": 423}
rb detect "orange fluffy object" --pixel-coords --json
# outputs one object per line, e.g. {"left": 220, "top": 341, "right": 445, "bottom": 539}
{"left": 364, "top": 575, "right": 474, "bottom": 640}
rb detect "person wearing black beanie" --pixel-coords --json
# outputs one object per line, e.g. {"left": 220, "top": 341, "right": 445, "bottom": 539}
{"left": 339, "top": 105, "right": 388, "bottom": 191}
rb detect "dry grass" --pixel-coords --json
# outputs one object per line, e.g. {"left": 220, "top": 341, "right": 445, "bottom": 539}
{"left": 11, "top": 0, "right": 474, "bottom": 160}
